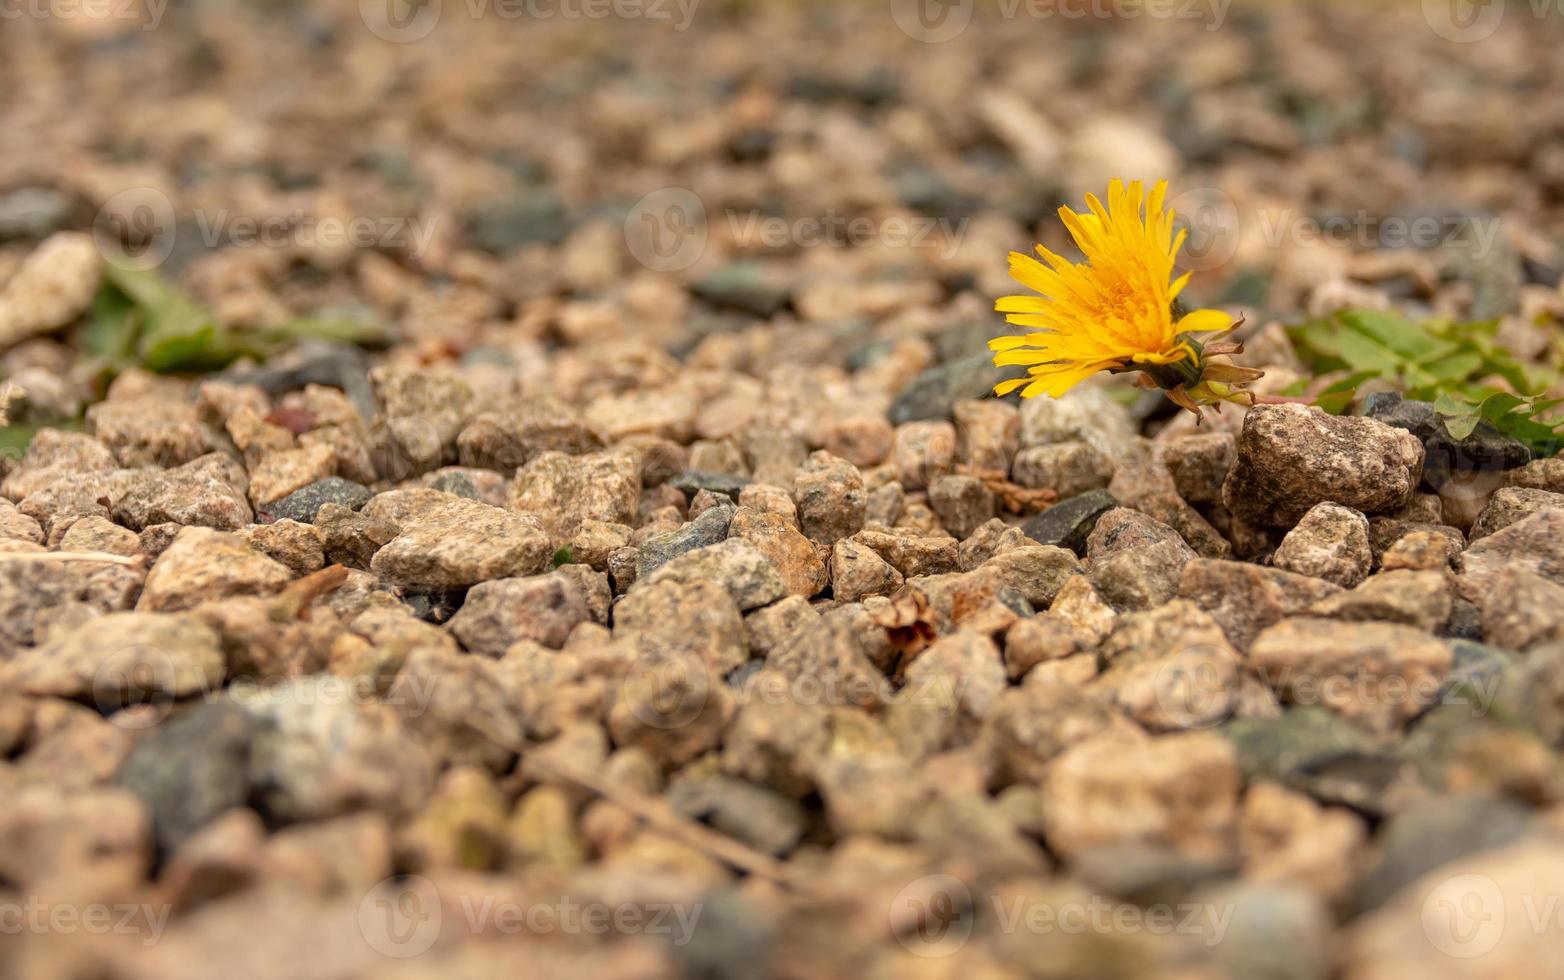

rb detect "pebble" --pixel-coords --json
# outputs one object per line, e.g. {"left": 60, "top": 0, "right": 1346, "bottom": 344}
{"left": 791, "top": 451, "right": 866, "bottom": 546}
{"left": 370, "top": 496, "right": 553, "bottom": 591}
{"left": 449, "top": 572, "right": 593, "bottom": 655}
{"left": 139, "top": 527, "right": 295, "bottom": 612}
{"left": 1271, "top": 502, "right": 1373, "bottom": 587}
{"left": 1223, "top": 405, "right": 1425, "bottom": 528}
{"left": 510, "top": 450, "right": 641, "bottom": 539}
{"left": 926, "top": 474, "right": 995, "bottom": 539}
{"left": 260, "top": 477, "right": 374, "bottom": 524}
{"left": 727, "top": 507, "right": 828, "bottom": 598}
{"left": 1469, "top": 485, "right": 1564, "bottom": 540}
{"left": 1011, "top": 441, "right": 1113, "bottom": 498}
{"left": 1021, "top": 488, "right": 1118, "bottom": 554}
{"left": 641, "top": 538, "right": 789, "bottom": 611}
{"left": 1086, "top": 508, "right": 1196, "bottom": 611}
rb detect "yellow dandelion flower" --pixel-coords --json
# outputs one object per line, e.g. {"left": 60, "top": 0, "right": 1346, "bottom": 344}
{"left": 990, "top": 178, "right": 1261, "bottom": 417}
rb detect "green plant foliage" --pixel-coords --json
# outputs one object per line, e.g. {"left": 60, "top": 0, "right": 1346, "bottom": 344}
{"left": 1287, "top": 309, "right": 1564, "bottom": 454}
{"left": 80, "top": 260, "right": 381, "bottom": 375}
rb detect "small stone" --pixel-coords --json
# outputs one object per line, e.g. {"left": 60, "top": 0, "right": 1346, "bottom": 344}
{"left": 1, "top": 429, "right": 118, "bottom": 501}
{"left": 728, "top": 507, "right": 827, "bottom": 598}
{"left": 87, "top": 396, "right": 210, "bottom": 469}
{"left": 1050, "top": 574, "right": 1118, "bottom": 643}
{"left": 8, "top": 611, "right": 223, "bottom": 707}
{"left": 1157, "top": 432, "right": 1236, "bottom": 505}
{"left": 853, "top": 528, "right": 959, "bottom": 579}
{"left": 567, "top": 520, "right": 633, "bottom": 572}
{"left": 1179, "top": 558, "right": 1344, "bottom": 651}
{"left": 113, "top": 702, "right": 257, "bottom": 855}
{"left": 1002, "top": 615, "right": 1082, "bottom": 680}
{"left": 1307, "top": 570, "right": 1453, "bottom": 632}
{"left": 239, "top": 519, "right": 325, "bottom": 576}
{"left": 642, "top": 538, "right": 789, "bottom": 611}
{"left": 260, "top": 477, "right": 374, "bottom": 524}
{"left": 1223, "top": 404, "right": 1425, "bottom": 527}
{"left": 0, "top": 187, "right": 74, "bottom": 240}
{"left": 1092, "top": 601, "right": 1244, "bottom": 732}
{"left": 743, "top": 595, "right": 817, "bottom": 659}
{"left": 614, "top": 578, "right": 747, "bottom": 676}
{"left": 0, "top": 232, "right": 101, "bottom": 348}
{"left": 636, "top": 502, "right": 734, "bottom": 581}
{"left": 1379, "top": 530, "right": 1457, "bottom": 571}
{"left": 1505, "top": 456, "right": 1564, "bottom": 493}
{"left": 1250, "top": 618, "right": 1451, "bottom": 735}
{"left": 1469, "top": 485, "right": 1564, "bottom": 540}
{"left": 820, "top": 414, "right": 895, "bottom": 469}
{"left": 1018, "top": 385, "right": 1135, "bottom": 451}
{"left": 507, "top": 784, "right": 589, "bottom": 870}
{"left": 371, "top": 497, "right": 553, "bottom": 591}
{"left": 670, "top": 470, "right": 751, "bottom": 499}
{"left": 737, "top": 483, "right": 797, "bottom": 522}
{"left": 396, "top": 766, "right": 506, "bottom": 872}
{"left": 247, "top": 444, "right": 336, "bottom": 507}
{"left": 315, "top": 503, "right": 397, "bottom": 570}
{"left": 449, "top": 573, "right": 593, "bottom": 656}
{"left": 110, "top": 459, "right": 254, "bottom": 532}
{"left": 1042, "top": 731, "right": 1240, "bottom": 859}
{"left": 954, "top": 399, "right": 1020, "bottom": 473}
{"left": 667, "top": 776, "right": 807, "bottom": 857}
{"left": 57, "top": 515, "right": 138, "bottom": 556}
{"left": 456, "top": 401, "right": 602, "bottom": 472}
{"left": 830, "top": 537, "right": 904, "bottom": 603}
{"left": 890, "top": 350, "right": 1023, "bottom": 425}
{"left": 1239, "top": 782, "right": 1366, "bottom": 905}
{"left": 791, "top": 451, "right": 866, "bottom": 546}
{"left": 1086, "top": 508, "right": 1195, "bottom": 611}
{"left": 980, "top": 682, "right": 1134, "bottom": 789}
{"left": 892, "top": 420, "right": 958, "bottom": 491}
{"left": 510, "top": 450, "right": 641, "bottom": 539}
{"left": 1021, "top": 489, "right": 1117, "bottom": 554}
{"left": 607, "top": 648, "right": 736, "bottom": 768}
{"left": 1459, "top": 509, "right": 1564, "bottom": 600}
{"left": 1011, "top": 441, "right": 1113, "bottom": 498}
{"left": 971, "top": 544, "right": 1082, "bottom": 608}
{"left": 1351, "top": 794, "right": 1535, "bottom": 916}
{"left": 139, "top": 527, "right": 294, "bottom": 612}
{"left": 1471, "top": 567, "right": 1564, "bottom": 650}
{"left": 927, "top": 474, "right": 995, "bottom": 539}
{"left": 1271, "top": 503, "right": 1373, "bottom": 587}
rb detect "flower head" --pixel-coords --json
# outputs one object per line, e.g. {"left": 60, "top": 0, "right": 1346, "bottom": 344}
{"left": 990, "top": 179, "right": 1260, "bottom": 417}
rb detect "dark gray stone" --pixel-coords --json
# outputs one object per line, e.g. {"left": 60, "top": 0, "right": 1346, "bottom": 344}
{"left": 1022, "top": 489, "right": 1118, "bottom": 554}
{"left": 1362, "top": 392, "right": 1530, "bottom": 489}
{"left": 466, "top": 190, "right": 573, "bottom": 253}
{"left": 1223, "top": 708, "right": 1413, "bottom": 818}
{"left": 670, "top": 471, "right": 752, "bottom": 499}
{"left": 636, "top": 502, "right": 735, "bottom": 580}
{"left": 1352, "top": 795, "right": 1534, "bottom": 915}
{"left": 261, "top": 477, "right": 374, "bottom": 524}
{"left": 0, "top": 187, "right": 75, "bottom": 240}
{"left": 114, "top": 702, "right": 259, "bottom": 856}
{"left": 691, "top": 263, "right": 791, "bottom": 318}
{"left": 890, "top": 350, "right": 1025, "bottom": 425}
{"left": 667, "top": 775, "right": 807, "bottom": 857}
{"left": 427, "top": 471, "right": 481, "bottom": 501}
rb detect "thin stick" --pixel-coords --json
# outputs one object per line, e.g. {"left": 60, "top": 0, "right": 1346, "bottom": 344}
{"left": 530, "top": 754, "right": 802, "bottom": 888}
{"left": 0, "top": 550, "right": 139, "bottom": 566}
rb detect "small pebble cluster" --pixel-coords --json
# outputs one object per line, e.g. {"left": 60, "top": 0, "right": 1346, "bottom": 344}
{"left": 3, "top": 4, "right": 1564, "bottom": 979}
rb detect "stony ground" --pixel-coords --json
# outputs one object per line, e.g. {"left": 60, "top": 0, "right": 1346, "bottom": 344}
{"left": 4, "top": 2, "right": 1564, "bottom": 979}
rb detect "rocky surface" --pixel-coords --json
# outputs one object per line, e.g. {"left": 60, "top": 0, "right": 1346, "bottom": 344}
{"left": 3, "top": 4, "right": 1564, "bottom": 978}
